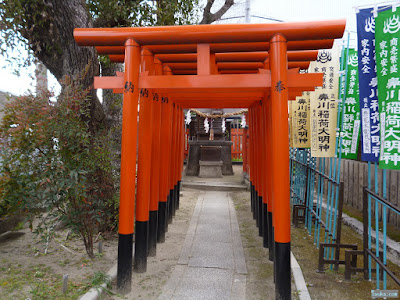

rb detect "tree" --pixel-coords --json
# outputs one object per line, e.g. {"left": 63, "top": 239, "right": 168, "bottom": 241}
{"left": 0, "top": 0, "right": 235, "bottom": 257}
{"left": 200, "top": 0, "right": 234, "bottom": 24}
{"left": 0, "top": 0, "right": 235, "bottom": 124}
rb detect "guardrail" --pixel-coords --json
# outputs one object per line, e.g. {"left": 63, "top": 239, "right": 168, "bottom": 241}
{"left": 363, "top": 186, "right": 400, "bottom": 289}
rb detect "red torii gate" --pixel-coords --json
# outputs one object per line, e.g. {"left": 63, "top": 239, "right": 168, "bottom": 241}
{"left": 74, "top": 20, "right": 345, "bottom": 299}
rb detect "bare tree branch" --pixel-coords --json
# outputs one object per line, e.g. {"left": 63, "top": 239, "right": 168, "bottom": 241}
{"left": 200, "top": 0, "right": 234, "bottom": 24}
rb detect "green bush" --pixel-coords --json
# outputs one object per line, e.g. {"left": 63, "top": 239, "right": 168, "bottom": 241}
{"left": 0, "top": 80, "right": 117, "bottom": 258}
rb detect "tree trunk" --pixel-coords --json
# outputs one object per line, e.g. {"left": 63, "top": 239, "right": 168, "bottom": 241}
{"left": 20, "top": 0, "right": 105, "bottom": 129}
{"left": 200, "top": 0, "right": 235, "bottom": 24}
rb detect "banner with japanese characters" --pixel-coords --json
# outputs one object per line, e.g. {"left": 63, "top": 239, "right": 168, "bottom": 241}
{"left": 376, "top": 8, "right": 400, "bottom": 169}
{"left": 289, "top": 100, "right": 294, "bottom": 148}
{"left": 357, "top": 8, "right": 382, "bottom": 161}
{"left": 292, "top": 92, "right": 311, "bottom": 148}
{"left": 310, "top": 48, "right": 340, "bottom": 157}
{"left": 339, "top": 49, "right": 361, "bottom": 159}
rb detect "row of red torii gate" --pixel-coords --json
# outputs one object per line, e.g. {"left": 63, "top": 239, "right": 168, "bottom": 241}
{"left": 74, "top": 20, "right": 346, "bottom": 300}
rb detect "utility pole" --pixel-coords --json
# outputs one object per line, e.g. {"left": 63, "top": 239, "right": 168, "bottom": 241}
{"left": 35, "top": 61, "right": 48, "bottom": 97}
{"left": 245, "top": 0, "right": 251, "bottom": 23}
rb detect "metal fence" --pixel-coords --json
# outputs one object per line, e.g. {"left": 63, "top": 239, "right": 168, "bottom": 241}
{"left": 289, "top": 41, "right": 400, "bottom": 291}
{"left": 363, "top": 165, "right": 400, "bottom": 290}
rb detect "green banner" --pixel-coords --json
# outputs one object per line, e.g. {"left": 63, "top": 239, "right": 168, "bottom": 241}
{"left": 376, "top": 9, "right": 400, "bottom": 169}
{"left": 339, "top": 49, "right": 360, "bottom": 160}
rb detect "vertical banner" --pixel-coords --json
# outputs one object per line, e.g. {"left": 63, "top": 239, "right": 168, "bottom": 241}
{"left": 340, "top": 49, "right": 361, "bottom": 159}
{"left": 292, "top": 92, "right": 311, "bottom": 148}
{"left": 289, "top": 100, "right": 294, "bottom": 148}
{"left": 357, "top": 8, "right": 381, "bottom": 161}
{"left": 310, "top": 48, "right": 340, "bottom": 157}
{"left": 376, "top": 8, "right": 400, "bottom": 169}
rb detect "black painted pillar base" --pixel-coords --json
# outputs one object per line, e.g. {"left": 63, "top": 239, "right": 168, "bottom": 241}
{"left": 275, "top": 242, "right": 291, "bottom": 300}
{"left": 258, "top": 196, "right": 263, "bottom": 237}
{"left": 255, "top": 191, "right": 259, "bottom": 226}
{"left": 133, "top": 221, "right": 148, "bottom": 273}
{"left": 168, "top": 189, "right": 174, "bottom": 224}
{"left": 176, "top": 181, "right": 181, "bottom": 210}
{"left": 148, "top": 210, "right": 158, "bottom": 257}
{"left": 117, "top": 233, "right": 133, "bottom": 292}
{"left": 165, "top": 195, "right": 170, "bottom": 232}
{"left": 262, "top": 203, "right": 268, "bottom": 247}
{"left": 173, "top": 184, "right": 177, "bottom": 216}
{"left": 251, "top": 183, "right": 254, "bottom": 215}
{"left": 157, "top": 202, "right": 167, "bottom": 243}
{"left": 268, "top": 213, "right": 274, "bottom": 261}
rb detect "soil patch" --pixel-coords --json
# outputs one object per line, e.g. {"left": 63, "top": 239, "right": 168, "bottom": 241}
{"left": 230, "top": 191, "right": 299, "bottom": 300}
{"left": 291, "top": 219, "right": 400, "bottom": 299}
{"left": 0, "top": 223, "right": 118, "bottom": 299}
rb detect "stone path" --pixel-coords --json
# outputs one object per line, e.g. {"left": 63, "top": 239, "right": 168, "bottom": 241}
{"left": 159, "top": 191, "right": 247, "bottom": 300}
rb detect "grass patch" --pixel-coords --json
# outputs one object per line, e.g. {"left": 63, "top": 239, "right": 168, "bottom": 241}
{"left": 0, "top": 264, "right": 85, "bottom": 299}
{"left": 229, "top": 191, "right": 278, "bottom": 299}
{"left": 13, "top": 221, "right": 25, "bottom": 230}
{"left": 0, "top": 264, "right": 114, "bottom": 299}
{"left": 90, "top": 271, "right": 115, "bottom": 296}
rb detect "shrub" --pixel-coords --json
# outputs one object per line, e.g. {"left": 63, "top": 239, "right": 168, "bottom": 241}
{"left": 0, "top": 80, "right": 117, "bottom": 258}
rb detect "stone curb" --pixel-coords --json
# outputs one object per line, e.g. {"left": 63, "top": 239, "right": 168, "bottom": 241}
{"left": 79, "top": 262, "right": 117, "bottom": 300}
{"left": 228, "top": 193, "right": 248, "bottom": 275}
{"left": 291, "top": 252, "right": 312, "bottom": 300}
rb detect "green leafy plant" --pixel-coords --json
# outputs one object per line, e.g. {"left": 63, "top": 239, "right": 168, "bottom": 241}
{"left": 0, "top": 76, "right": 117, "bottom": 258}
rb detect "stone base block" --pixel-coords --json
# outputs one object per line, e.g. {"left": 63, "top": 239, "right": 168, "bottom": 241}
{"left": 199, "top": 160, "right": 223, "bottom": 178}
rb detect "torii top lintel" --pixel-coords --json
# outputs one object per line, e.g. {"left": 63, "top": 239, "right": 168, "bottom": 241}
{"left": 95, "top": 40, "right": 335, "bottom": 54}
{"left": 74, "top": 19, "right": 345, "bottom": 47}
{"left": 74, "top": 20, "right": 346, "bottom": 106}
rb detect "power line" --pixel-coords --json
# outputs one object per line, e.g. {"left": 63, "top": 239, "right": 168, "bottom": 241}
{"left": 219, "top": 15, "right": 284, "bottom": 22}
{"left": 219, "top": 15, "right": 245, "bottom": 21}
{"left": 252, "top": 15, "right": 284, "bottom": 22}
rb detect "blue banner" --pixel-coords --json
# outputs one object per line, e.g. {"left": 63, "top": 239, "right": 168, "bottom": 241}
{"left": 356, "top": 8, "right": 381, "bottom": 161}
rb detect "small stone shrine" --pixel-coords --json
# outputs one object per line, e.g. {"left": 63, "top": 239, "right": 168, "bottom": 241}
{"left": 185, "top": 110, "right": 234, "bottom": 177}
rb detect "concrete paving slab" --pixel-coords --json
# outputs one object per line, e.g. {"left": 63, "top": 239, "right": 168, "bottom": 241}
{"left": 199, "top": 212, "right": 230, "bottom": 226}
{"left": 159, "top": 265, "right": 187, "bottom": 300}
{"left": 181, "top": 181, "right": 247, "bottom": 191}
{"left": 231, "top": 274, "right": 247, "bottom": 300}
{"left": 199, "top": 211, "right": 230, "bottom": 219}
{"left": 193, "top": 226, "right": 232, "bottom": 243}
{"left": 195, "top": 222, "right": 231, "bottom": 234}
{"left": 178, "top": 194, "right": 204, "bottom": 265}
{"left": 162, "top": 190, "right": 248, "bottom": 299}
{"left": 200, "top": 207, "right": 230, "bottom": 215}
{"left": 171, "top": 267, "right": 233, "bottom": 300}
{"left": 188, "top": 241, "right": 234, "bottom": 269}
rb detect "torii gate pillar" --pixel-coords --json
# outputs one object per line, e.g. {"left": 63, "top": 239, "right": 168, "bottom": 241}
{"left": 117, "top": 39, "right": 140, "bottom": 292}
{"left": 270, "top": 34, "right": 291, "bottom": 300}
